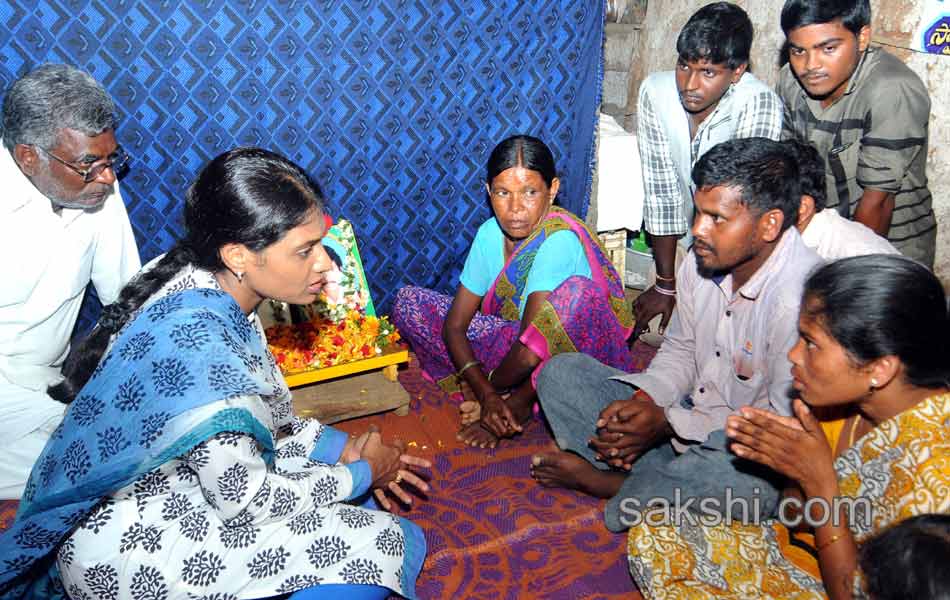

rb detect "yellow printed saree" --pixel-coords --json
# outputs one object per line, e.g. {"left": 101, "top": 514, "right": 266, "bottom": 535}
{"left": 627, "top": 393, "right": 950, "bottom": 599}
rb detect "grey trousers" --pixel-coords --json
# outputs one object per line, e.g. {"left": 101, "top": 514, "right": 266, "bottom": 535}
{"left": 536, "top": 353, "right": 783, "bottom": 532}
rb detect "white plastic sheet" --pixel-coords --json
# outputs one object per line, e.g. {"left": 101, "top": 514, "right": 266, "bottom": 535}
{"left": 594, "top": 113, "right": 644, "bottom": 233}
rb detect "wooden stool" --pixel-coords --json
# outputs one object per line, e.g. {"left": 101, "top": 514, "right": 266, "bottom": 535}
{"left": 288, "top": 346, "right": 411, "bottom": 424}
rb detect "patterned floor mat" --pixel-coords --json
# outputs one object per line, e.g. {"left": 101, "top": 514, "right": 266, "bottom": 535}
{"left": 334, "top": 343, "right": 658, "bottom": 599}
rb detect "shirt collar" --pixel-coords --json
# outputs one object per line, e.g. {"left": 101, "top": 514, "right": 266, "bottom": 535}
{"left": 843, "top": 47, "right": 873, "bottom": 97}
{"left": 725, "top": 227, "right": 803, "bottom": 301}
{"left": 800, "top": 209, "right": 832, "bottom": 246}
{"left": 0, "top": 144, "right": 34, "bottom": 214}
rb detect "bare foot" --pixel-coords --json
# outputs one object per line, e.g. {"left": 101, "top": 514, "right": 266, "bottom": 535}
{"left": 458, "top": 379, "right": 478, "bottom": 402}
{"left": 529, "top": 451, "right": 626, "bottom": 498}
{"left": 458, "top": 379, "right": 483, "bottom": 426}
{"left": 505, "top": 385, "right": 535, "bottom": 427}
{"left": 457, "top": 422, "right": 499, "bottom": 449}
{"left": 459, "top": 392, "right": 521, "bottom": 428}
{"left": 459, "top": 400, "right": 481, "bottom": 426}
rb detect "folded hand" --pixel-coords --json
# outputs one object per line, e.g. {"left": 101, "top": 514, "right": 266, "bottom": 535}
{"left": 590, "top": 392, "right": 669, "bottom": 469}
{"left": 360, "top": 431, "right": 432, "bottom": 510}
{"left": 726, "top": 399, "right": 836, "bottom": 497}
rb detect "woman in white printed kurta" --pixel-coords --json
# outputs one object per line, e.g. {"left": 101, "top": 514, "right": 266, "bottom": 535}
{"left": 1, "top": 149, "right": 428, "bottom": 600}
{"left": 54, "top": 265, "right": 424, "bottom": 599}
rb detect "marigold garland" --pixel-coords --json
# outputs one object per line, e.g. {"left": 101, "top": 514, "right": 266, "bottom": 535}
{"left": 265, "top": 310, "right": 401, "bottom": 375}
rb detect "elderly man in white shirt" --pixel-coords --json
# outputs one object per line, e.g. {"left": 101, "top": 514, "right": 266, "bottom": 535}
{"left": 785, "top": 139, "right": 900, "bottom": 260}
{"left": 0, "top": 64, "right": 141, "bottom": 498}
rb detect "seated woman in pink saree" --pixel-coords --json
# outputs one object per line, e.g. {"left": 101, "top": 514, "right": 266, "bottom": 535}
{"left": 393, "top": 135, "right": 634, "bottom": 448}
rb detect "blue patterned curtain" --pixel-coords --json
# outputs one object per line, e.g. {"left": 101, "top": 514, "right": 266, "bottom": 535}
{"left": 0, "top": 0, "right": 604, "bottom": 322}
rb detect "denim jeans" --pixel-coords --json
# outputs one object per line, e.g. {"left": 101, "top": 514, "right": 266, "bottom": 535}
{"left": 536, "top": 353, "right": 783, "bottom": 532}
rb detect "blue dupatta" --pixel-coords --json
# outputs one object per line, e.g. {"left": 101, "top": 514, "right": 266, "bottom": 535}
{"left": 0, "top": 289, "right": 284, "bottom": 598}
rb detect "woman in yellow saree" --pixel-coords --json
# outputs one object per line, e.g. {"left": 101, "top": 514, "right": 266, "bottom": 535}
{"left": 626, "top": 254, "right": 950, "bottom": 600}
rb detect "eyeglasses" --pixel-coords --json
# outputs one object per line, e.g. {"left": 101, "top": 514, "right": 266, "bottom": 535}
{"left": 38, "top": 146, "right": 130, "bottom": 183}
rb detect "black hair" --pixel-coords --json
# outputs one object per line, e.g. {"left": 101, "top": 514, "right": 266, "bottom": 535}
{"left": 859, "top": 514, "right": 950, "bottom": 600}
{"left": 782, "top": 139, "right": 826, "bottom": 211}
{"left": 691, "top": 137, "right": 801, "bottom": 230}
{"left": 486, "top": 134, "right": 557, "bottom": 187}
{"left": 49, "top": 147, "right": 326, "bottom": 403}
{"left": 803, "top": 254, "right": 950, "bottom": 390}
{"left": 780, "top": 0, "right": 871, "bottom": 36}
{"left": 325, "top": 245, "right": 343, "bottom": 268}
{"left": 676, "top": 2, "right": 753, "bottom": 69}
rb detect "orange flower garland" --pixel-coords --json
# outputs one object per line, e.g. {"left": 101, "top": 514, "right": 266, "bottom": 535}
{"left": 265, "top": 310, "right": 401, "bottom": 375}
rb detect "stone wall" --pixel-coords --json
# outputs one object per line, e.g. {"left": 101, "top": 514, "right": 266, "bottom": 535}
{"left": 603, "top": 23, "right": 642, "bottom": 119}
{"left": 622, "top": 0, "right": 950, "bottom": 287}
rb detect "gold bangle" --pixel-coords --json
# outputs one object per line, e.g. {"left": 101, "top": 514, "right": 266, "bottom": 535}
{"left": 816, "top": 532, "right": 846, "bottom": 552}
{"left": 487, "top": 368, "right": 495, "bottom": 382}
{"left": 456, "top": 359, "right": 481, "bottom": 379}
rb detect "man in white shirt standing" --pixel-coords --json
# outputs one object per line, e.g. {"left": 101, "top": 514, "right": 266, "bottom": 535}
{"left": 786, "top": 139, "right": 899, "bottom": 260}
{"left": 0, "top": 64, "right": 141, "bottom": 498}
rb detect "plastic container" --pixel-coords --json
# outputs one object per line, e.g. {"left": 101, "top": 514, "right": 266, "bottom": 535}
{"left": 625, "top": 248, "right": 653, "bottom": 290}
{"left": 624, "top": 231, "right": 653, "bottom": 290}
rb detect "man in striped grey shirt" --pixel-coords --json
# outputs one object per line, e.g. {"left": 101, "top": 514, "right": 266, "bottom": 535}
{"left": 632, "top": 3, "right": 783, "bottom": 339}
{"left": 777, "top": 0, "right": 936, "bottom": 267}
